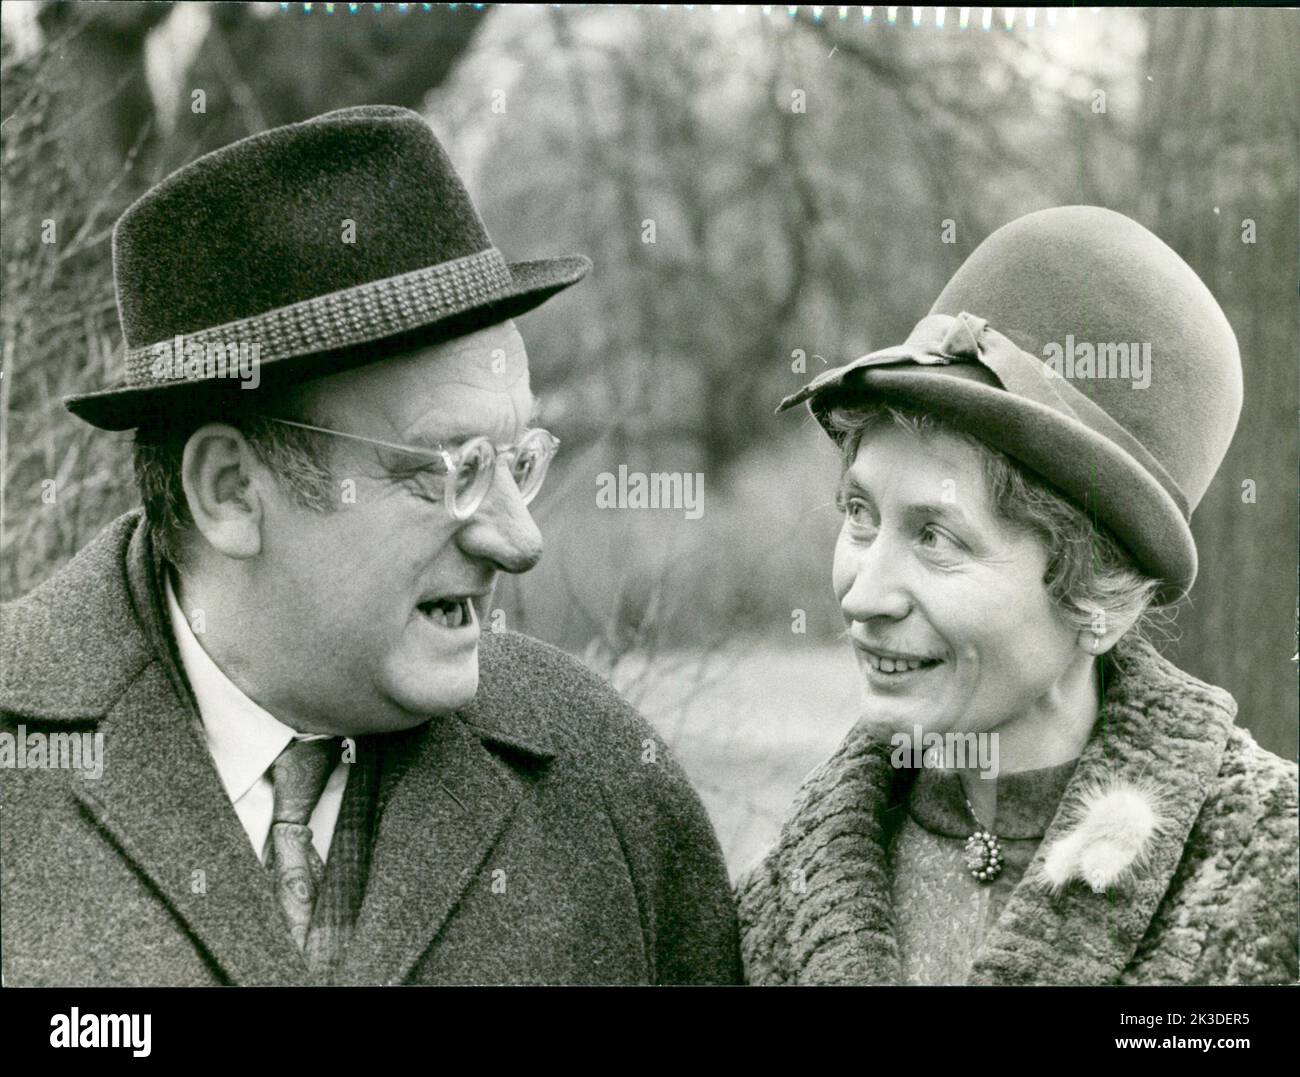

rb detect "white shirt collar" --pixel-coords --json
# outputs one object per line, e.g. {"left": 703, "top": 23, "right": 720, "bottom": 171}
{"left": 164, "top": 573, "right": 297, "bottom": 805}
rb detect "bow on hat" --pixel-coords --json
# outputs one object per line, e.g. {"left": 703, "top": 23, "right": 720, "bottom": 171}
{"left": 778, "top": 311, "right": 1189, "bottom": 523}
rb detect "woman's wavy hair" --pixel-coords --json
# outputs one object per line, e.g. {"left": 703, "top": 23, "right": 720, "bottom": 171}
{"left": 824, "top": 401, "right": 1172, "bottom": 646}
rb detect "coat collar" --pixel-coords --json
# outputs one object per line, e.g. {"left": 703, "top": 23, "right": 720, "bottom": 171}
{"left": 2, "top": 510, "right": 556, "bottom": 984}
{"left": 767, "top": 633, "right": 1236, "bottom": 985}
{"left": 1, "top": 511, "right": 159, "bottom": 721}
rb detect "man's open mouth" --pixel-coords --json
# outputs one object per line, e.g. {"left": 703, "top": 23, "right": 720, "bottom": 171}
{"left": 416, "top": 597, "right": 474, "bottom": 629}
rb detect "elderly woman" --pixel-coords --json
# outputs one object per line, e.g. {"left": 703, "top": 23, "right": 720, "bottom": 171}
{"left": 737, "top": 207, "right": 1298, "bottom": 985}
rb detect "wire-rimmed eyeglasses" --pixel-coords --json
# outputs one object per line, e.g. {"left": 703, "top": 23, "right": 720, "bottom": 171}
{"left": 260, "top": 417, "right": 560, "bottom": 521}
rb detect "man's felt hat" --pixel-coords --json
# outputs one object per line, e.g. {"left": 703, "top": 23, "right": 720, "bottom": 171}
{"left": 66, "top": 105, "right": 591, "bottom": 430}
{"left": 779, "top": 206, "right": 1242, "bottom": 598}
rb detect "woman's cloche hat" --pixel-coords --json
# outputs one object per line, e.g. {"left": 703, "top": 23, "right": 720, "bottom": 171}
{"left": 66, "top": 105, "right": 591, "bottom": 431}
{"left": 779, "top": 206, "right": 1243, "bottom": 599}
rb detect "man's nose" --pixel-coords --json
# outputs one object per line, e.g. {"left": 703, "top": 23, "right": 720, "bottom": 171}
{"left": 839, "top": 530, "right": 912, "bottom": 624}
{"left": 455, "top": 460, "right": 544, "bottom": 574}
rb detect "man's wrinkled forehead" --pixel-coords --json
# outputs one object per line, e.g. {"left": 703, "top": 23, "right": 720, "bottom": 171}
{"left": 313, "top": 321, "right": 534, "bottom": 442}
{"left": 423, "top": 323, "right": 528, "bottom": 389}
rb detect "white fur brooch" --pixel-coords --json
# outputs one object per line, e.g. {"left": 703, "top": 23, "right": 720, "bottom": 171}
{"left": 1041, "top": 781, "right": 1167, "bottom": 893}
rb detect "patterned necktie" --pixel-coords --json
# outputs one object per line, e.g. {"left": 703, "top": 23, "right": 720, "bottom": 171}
{"left": 264, "top": 737, "right": 340, "bottom": 964}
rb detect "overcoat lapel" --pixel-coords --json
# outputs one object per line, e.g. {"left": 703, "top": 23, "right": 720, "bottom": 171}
{"left": 335, "top": 713, "right": 534, "bottom": 986}
{"left": 334, "top": 649, "right": 556, "bottom": 987}
{"left": 72, "top": 662, "right": 311, "bottom": 985}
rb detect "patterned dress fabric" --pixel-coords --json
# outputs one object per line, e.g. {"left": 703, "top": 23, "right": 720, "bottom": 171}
{"left": 891, "top": 759, "right": 1079, "bottom": 984}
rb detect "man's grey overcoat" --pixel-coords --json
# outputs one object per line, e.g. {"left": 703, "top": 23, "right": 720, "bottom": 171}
{"left": 1, "top": 512, "right": 741, "bottom": 986}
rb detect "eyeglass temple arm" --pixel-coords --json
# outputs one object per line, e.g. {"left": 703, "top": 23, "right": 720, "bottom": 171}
{"left": 259, "top": 416, "right": 452, "bottom": 463}
{"left": 263, "top": 416, "right": 557, "bottom": 456}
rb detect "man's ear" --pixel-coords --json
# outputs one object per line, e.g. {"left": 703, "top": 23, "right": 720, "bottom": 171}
{"left": 180, "top": 423, "right": 264, "bottom": 559}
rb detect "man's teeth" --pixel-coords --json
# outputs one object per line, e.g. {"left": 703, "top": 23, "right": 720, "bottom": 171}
{"left": 866, "top": 652, "right": 938, "bottom": 673}
{"left": 422, "top": 599, "right": 469, "bottom": 628}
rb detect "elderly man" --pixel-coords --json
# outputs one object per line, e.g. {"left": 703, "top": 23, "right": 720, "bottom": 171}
{"left": 0, "top": 106, "right": 740, "bottom": 985}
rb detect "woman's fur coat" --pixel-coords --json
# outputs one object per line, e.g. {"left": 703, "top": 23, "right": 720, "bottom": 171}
{"left": 736, "top": 634, "right": 1298, "bottom": 985}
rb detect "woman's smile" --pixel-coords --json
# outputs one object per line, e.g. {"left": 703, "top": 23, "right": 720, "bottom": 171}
{"left": 854, "top": 638, "right": 944, "bottom": 669}
{"left": 854, "top": 639, "right": 945, "bottom": 690}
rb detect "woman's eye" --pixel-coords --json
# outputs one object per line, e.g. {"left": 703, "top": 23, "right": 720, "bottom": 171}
{"left": 839, "top": 496, "right": 874, "bottom": 529}
{"left": 920, "top": 524, "right": 961, "bottom": 552}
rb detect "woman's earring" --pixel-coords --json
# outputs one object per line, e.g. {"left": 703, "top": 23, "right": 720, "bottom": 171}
{"left": 1090, "top": 634, "right": 1101, "bottom": 654}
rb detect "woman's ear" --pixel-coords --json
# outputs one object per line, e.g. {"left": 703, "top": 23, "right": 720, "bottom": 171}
{"left": 1077, "top": 608, "right": 1142, "bottom": 657}
{"left": 180, "top": 423, "right": 264, "bottom": 559}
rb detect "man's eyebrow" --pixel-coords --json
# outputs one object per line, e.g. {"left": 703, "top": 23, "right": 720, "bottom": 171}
{"left": 396, "top": 393, "right": 543, "bottom": 450}
{"left": 387, "top": 428, "right": 456, "bottom": 452}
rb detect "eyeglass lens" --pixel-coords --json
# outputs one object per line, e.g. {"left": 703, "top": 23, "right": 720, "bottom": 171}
{"left": 449, "top": 430, "right": 555, "bottom": 518}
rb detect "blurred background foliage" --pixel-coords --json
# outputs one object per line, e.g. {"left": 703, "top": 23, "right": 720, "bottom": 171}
{"left": 2, "top": 3, "right": 1295, "bottom": 863}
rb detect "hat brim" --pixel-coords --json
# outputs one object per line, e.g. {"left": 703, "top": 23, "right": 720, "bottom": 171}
{"left": 65, "top": 255, "right": 591, "bottom": 431}
{"left": 803, "top": 364, "right": 1196, "bottom": 600}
